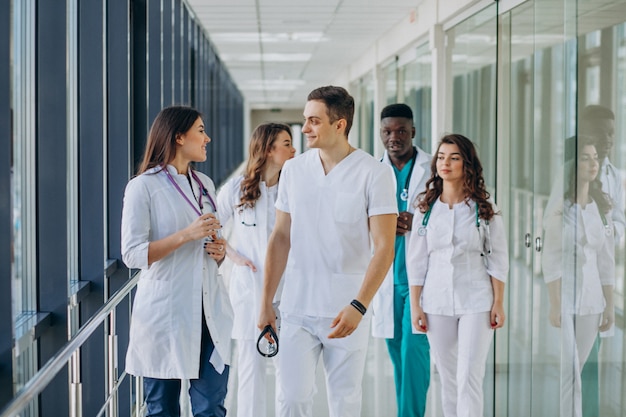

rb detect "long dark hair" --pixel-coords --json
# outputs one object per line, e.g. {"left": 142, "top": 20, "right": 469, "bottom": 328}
{"left": 238, "top": 123, "right": 292, "bottom": 209}
{"left": 137, "top": 106, "right": 202, "bottom": 174}
{"left": 416, "top": 133, "right": 495, "bottom": 220}
{"left": 564, "top": 135, "right": 612, "bottom": 214}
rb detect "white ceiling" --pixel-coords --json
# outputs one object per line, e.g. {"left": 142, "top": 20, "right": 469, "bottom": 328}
{"left": 186, "top": 0, "right": 422, "bottom": 110}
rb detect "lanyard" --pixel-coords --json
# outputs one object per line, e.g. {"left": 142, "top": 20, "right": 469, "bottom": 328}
{"left": 163, "top": 167, "right": 217, "bottom": 216}
{"left": 399, "top": 148, "right": 418, "bottom": 202}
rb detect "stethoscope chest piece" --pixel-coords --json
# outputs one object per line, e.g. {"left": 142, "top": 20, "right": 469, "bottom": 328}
{"left": 400, "top": 189, "right": 409, "bottom": 201}
{"left": 257, "top": 325, "right": 279, "bottom": 358}
{"left": 417, "top": 226, "right": 427, "bottom": 236}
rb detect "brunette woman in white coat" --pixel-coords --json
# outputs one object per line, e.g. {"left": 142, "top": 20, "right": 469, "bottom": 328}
{"left": 121, "top": 106, "right": 233, "bottom": 416}
{"left": 217, "top": 123, "right": 295, "bottom": 417}
{"left": 542, "top": 136, "right": 615, "bottom": 417}
{"left": 408, "top": 134, "right": 508, "bottom": 417}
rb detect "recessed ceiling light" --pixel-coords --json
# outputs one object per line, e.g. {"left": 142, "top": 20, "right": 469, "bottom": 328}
{"left": 220, "top": 53, "right": 311, "bottom": 62}
{"left": 211, "top": 32, "right": 328, "bottom": 43}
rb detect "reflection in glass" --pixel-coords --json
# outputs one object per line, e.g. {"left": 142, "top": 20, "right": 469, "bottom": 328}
{"left": 542, "top": 137, "right": 615, "bottom": 417}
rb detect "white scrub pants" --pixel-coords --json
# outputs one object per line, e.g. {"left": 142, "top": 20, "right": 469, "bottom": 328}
{"left": 235, "top": 339, "right": 279, "bottom": 417}
{"left": 277, "top": 313, "right": 371, "bottom": 417}
{"left": 426, "top": 312, "right": 494, "bottom": 417}
{"left": 559, "top": 313, "right": 600, "bottom": 417}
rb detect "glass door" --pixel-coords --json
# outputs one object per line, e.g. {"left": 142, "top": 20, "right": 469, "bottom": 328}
{"left": 502, "top": 1, "right": 626, "bottom": 416}
{"left": 500, "top": 0, "right": 574, "bottom": 415}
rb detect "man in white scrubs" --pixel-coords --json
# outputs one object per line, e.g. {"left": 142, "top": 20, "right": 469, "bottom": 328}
{"left": 258, "top": 85, "right": 397, "bottom": 417}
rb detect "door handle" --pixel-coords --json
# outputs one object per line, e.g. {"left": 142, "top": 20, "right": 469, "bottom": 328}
{"left": 524, "top": 233, "right": 531, "bottom": 248}
{"left": 535, "top": 237, "right": 542, "bottom": 252}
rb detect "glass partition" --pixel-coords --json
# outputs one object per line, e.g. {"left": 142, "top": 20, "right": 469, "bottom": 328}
{"left": 383, "top": 58, "right": 398, "bottom": 105}
{"left": 11, "top": 0, "right": 39, "bottom": 412}
{"left": 351, "top": 72, "right": 375, "bottom": 155}
{"left": 402, "top": 42, "right": 432, "bottom": 152}
{"left": 500, "top": 1, "right": 626, "bottom": 416}
{"left": 446, "top": 3, "right": 498, "bottom": 190}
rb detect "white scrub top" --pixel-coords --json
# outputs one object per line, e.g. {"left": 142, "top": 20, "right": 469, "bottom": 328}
{"left": 276, "top": 148, "right": 397, "bottom": 318}
{"left": 122, "top": 165, "right": 233, "bottom": 379}
{"left": 217, "top": 175, "right": 282, "bottom": 339}
{"left": 407, "top": 199, "right": 509, "bottom": 316}
{"left": 542, "top": 200, "right": 615, "bottom": 315}
{"left": 371, "top": 147, "right": 431, "bottom": 338}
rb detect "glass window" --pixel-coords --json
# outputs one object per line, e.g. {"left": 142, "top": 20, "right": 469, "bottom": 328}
{"left": 402, "top": 43, "right": 432, "bottom": 152}
{"left": 11, "top": 0, "right": 38, "bottom": 400}
{"left": 351, "top": 73, "right": 375, "bottom": 155}
{"left": 383, "top": 58, "right": 398, "bottom": 105}
{"left": 446, "top": 4, "right": 498, "bottom": 189}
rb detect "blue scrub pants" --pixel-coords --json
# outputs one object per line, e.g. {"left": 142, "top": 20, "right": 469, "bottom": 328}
{"left": 143, "top": 318, "right": 229, "bottom": 417}
{"left": 385, "top": 283, "right": 430, "bottom": 417}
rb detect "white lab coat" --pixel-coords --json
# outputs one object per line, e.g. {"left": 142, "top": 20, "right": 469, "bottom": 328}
{"left": 371, "top": 147, "right": 431, "bottom": 338}
{"left": 542, "top": 199, "right": 615, "bottom": 315}
{"left": 122, "top": 165, "right": 233, "bottom": 379}
{"left": 544, "top": 157, "right": 625, "bottom": 241}
{"left": 406, "top": 199, "right": 509, "bottom": 315}
{"left": 217, "top": 175, "right": 282, "bottom": 339}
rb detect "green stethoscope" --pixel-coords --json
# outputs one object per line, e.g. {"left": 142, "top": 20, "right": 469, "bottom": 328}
{"left": 599, "top": 211, "right": 612, "bottom": 236}
{"left": 417, "top": 201, "right": 492, "bottom": 256}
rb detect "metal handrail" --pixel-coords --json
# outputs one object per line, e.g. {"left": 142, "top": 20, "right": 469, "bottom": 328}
{"left": 0, "top": 273, "right": 140, "bottom": 417}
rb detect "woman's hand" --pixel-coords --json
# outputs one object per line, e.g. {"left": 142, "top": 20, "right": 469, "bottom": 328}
{"left": 599, "top": 304, "right": 614, "bottom": 332}
{"left": 548, "top": 302, "right": 561, "bottom": 328}
{"left": 490, "top": 301, "right": 505, "bottom": 329}
{"left": 226, "top": 245, "right": 257, "bottom": 272}
{"left": 184, "top": 213, "right": 222, "bottom": 242}
{"left": 204, "top": 237, "right": 226, "bottom": 262}
{"left": 411, "top": 304, "right": 428, "bottom": 332}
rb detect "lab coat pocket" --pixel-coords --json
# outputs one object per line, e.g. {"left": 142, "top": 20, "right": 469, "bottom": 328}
{"left": 334, "top": 192, "right": 365, "bottom": 224}
{"left": 132, "top": 279, "right": 173, "bottom": 345}
{"left": 229, "top": 265, "right": 254, "bottom": 312}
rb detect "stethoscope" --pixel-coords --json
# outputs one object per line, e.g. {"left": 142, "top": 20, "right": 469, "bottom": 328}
{"left": 382, "top": 148, "right": 418, "bottom": 202}
{"left": 600, "top": 212, "right": 612, "bottom": 236}
{"left": 417, "top": 201, "right": 492, "bottom": 256}
{"left": 163, "top": 167, "right": 222, "bottom": 241}
{"left": 239, "top": 206, "right": 257, "bottom": 227}
{"left": 163, "top": 167, "right": 217, "bottom": 215}
{"left": 399, "top": 148, "right": 418, "bottom": 202}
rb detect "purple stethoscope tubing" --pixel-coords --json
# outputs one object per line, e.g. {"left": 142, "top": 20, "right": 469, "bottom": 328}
{"left": 163, "top": 166, "right": 217, "bottom": 216}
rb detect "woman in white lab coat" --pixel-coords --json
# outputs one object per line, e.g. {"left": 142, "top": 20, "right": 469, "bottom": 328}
{"left": 542, "top": 136, "right": 615, "bottom": 417}
{"left": 121, "top": 106, "right": 233, "bottom": 416}
{"left": 217, "top": 123, "right": 295, "bottom": 417}
{"left": 407, "top": 133, "right": 509, "bottom": 417}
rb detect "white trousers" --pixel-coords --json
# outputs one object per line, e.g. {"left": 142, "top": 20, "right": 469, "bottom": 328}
{"left": 235, "top": 339, "right": 279, "bottom": 417}
{"left": 276, "top": 314, "right": 371, "bottom": 417}
{"left": 426, "top": 312, "right": 494, "bottom": 417}
{"left": 559, "top": 313, "right": 600, "bottom": 417}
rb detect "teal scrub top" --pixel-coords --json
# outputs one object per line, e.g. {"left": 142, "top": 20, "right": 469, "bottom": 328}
{"left": 393, "top": 163, "right": 411, "bottom": 286}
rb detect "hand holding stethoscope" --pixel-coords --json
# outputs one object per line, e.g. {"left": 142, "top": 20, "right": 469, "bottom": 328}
{"left": 181, "top": 213, "right": 226, "bottom": 260}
